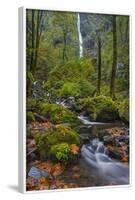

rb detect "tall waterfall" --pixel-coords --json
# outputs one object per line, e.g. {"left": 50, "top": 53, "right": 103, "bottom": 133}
{"left": 77, "top": 13, "right": 83, "bottom": 58}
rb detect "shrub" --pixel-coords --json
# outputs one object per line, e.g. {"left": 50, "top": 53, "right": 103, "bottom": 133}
{"left": 58, "top": 82, "right": 81, "bottom": 98}
{"left": 49, "top": 143, "right": 71, "bottom": 162}
{"left": 58, "top": 80, "right": 96, "bottom": 99}
{"left": 119, "top": 98, "right": 129, "bottom": 123}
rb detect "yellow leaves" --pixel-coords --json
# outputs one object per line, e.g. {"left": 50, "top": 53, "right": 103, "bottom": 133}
{"left": 70, "top": 144, "right": 80, "bottom": 154}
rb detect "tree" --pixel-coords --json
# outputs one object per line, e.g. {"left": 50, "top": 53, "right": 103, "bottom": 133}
{"left": 110, "top": 15, "right": 117, "bottom": 99}
{"left": 97, "top": 31, "right": 101, "bottom": 95}
{"left": 52, "top": 12, "right": 75, "bottom": 63}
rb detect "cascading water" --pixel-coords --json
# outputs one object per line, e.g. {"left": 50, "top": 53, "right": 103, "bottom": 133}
{"left": 77, "top": 13, "right": 83, "bottom": 58}
{"left": 81, "top": 138, "right": 129, "bottom": 184}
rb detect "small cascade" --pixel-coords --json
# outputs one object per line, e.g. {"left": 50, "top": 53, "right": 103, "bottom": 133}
{"left": 78, "top": 115, "right": 105, "bottom": 125}
{"left": 77, "top": 13, "right": 83, "bottom": 58}
{"left": 81, "top": 138, "right": 129, "bottom": 184}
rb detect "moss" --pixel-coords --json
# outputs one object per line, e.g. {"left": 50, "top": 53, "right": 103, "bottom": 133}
{"left": 35, "top": 125, "right": 80, "bottom": 162}
{"left": 38, "top": 103, "right": 80, "bottom": 125}
{"left": 27, "top": 111, "right": 35, "bottom": 123}
{"left": 46, "top": 125, "right": 80, "bottom": 146}
{"left": 78, "top": 96, "right": 119, "bottom": 122}
{"left": 119, "top": 98, "right": 129, "bottom": 124}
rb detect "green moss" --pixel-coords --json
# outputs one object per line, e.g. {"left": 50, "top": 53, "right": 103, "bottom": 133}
{"left": 38, "top": 103, "right": 80, "bottom": 124}
{"left": 78, "top": 96, "right": 119, "bottom": 122}
{"left": 27, "top": 111, "right": 35, "bottom": 123}
{"left": 34, "top": 125, "right": 80, "bottom": 162}
{"left": 119, "top": 98, "right": 129, "bottom": 123}
{"left": 46, "top": 124, "right": 80, "bottom": 145}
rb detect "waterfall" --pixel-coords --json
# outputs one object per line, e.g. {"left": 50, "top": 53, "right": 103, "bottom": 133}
{"left": 77, "top": 13, "right": 83, "bottom": 58}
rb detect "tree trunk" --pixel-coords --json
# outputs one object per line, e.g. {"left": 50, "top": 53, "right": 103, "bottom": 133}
{"left": 33, "top": 11, "right": 43, "bottom": 73}
{"left": 30, "top": 10, "right": 35, "bottom": 74}
{"left": 97, "top": 35, "right": 101, "bottom": 95}
{"left": 62, "top": 31, "right": 68, "bottom": 63}
{"left": 110, "top": 15, "right": 117, "bottom": 99}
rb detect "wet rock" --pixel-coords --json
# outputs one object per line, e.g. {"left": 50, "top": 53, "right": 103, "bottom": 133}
{"left": 107, "top": 148, "right": 123, "bottom": 160}
{"left": 79, "top": 134, "right": 90, "bottom": 143}
{"left": 28, "top": 166, "right": 49, "bottom": 179}
{"left": 103, "top": 135, "right": 115, "bottom": 146}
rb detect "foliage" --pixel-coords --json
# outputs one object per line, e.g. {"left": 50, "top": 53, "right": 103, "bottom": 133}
{"left": 27, "top": 111, "right": 35, "bottom": 123}
{"left": 50, "top": 143, "right": 71, "bottom": 162}
{"left": 119, "top": 98, "right": 129, "bottom": 124}
{"left": 27, "top": 98, "right": 39, "bottom": 111}
{"left": 78, "top": 96, "right": 119, "bottom": 122}
{"left": 35, "top": 125, "right": 80, "bottom": 161}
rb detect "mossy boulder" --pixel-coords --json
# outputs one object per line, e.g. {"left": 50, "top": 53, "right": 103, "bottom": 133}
{"left": 77, "top": 96, "right": 119, "bottom": 122}
{"left": 38, "top": 103, "right": 80, "bottom": 125}
{"left": 119, "top": 99, "right": 129, "bottom": 124}
{"left": 35, "top": 125, "right": 81, "bottom": 162}
{"left": 46, "top": 124, "right": 80, "bottom": 146}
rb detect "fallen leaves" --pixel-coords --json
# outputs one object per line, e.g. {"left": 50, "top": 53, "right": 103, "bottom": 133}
{"left": 70, "top": 144, "right": 80, "bottom": 154}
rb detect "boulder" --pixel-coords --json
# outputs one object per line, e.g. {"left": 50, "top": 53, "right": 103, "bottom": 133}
{"left": 28, "top": 166, "right": 49, "bottom": 179}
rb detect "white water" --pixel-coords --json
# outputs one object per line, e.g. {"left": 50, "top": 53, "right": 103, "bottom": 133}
{"left": 78, "top": 115, "right": 105, "bottom": 125}
{"left": 77, "top": 13, "right": 83, "bottom": 58}
{"left": 81, "top": 139, "right": 129, "bottom": 184}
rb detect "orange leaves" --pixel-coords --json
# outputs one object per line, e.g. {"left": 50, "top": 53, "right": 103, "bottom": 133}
{"left": 29, "top": 121, "right": 54, "bottom": 133}
{"left": 70, "top": 144, "right": 80, "bottom": 154}
{"left": 32, "top": 161, "right": 65, "bottom": 177}
{"left": 33, "top": 161, "right": 53, "bottom": 174}
{"left": 52, "top": 163, "right": 65, "bottom": 177}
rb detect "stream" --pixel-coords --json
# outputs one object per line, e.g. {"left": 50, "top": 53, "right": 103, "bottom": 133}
{"left": 59, "top": 115, "right": 129, "bottom": 187}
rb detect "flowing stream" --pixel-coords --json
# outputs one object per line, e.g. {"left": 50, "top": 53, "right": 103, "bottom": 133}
{"left": 77, "top": 13, "right": 83, "bottom": 58}
{"left": 78, "top": 115, "right": 129, "bottom": 185}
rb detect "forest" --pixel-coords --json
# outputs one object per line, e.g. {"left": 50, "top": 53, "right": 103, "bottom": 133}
{"left": 26, "top": 9, "right": 129, "bottom": 191}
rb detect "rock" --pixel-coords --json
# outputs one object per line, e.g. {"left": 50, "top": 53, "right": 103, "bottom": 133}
{"left": 79, "top": 134, "right": 90, "bottom": 143}
{"left": 107, "top": 148, "right": 123, "bottom": 160}
{"left": 72, "top": 166, "right": 80, "bottom": 172}
{"left": 28, "top": 166, "right": 49, "bottom": 179}
{"left": 103, "top": 135, "right": 115, "bottom": 146}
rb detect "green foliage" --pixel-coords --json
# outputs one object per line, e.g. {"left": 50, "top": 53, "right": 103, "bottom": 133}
{"left": 47, "top": 59, "right": 94, "bottom": 86}
{"left": 38, "top": 103, "right": 79, "bottom": 124}
{"left": 27, "top": 98, "right": 39, "bottom": 111}
{"left": 27, "top": 111, "right": 35, "bottom": 123}
{"left": 49, "top": 143, "right": 71, "bottom": 162}
{"left": 58, "top": 80, "right": 95, "bottom": 99}
{"left": 119, "top": 98, "right": 129, "bottom": 123}
{"left": 78, "top": 96, "right": 119, "bottom": 122}
{"left": 58, "top": 82, "right": 80, "bottom": 98}
{"left": 35, "top": 125, "right": 80, "bottom": 161}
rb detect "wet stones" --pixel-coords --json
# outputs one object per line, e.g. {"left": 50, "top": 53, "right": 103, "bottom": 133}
{"left": 103, "top": 127, "right": 129, "bottom": 162}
